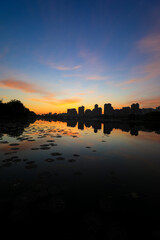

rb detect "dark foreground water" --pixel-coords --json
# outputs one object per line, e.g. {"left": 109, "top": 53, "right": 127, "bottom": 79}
{"left": 0, "top": 119, "right": 160, "bottom": 239}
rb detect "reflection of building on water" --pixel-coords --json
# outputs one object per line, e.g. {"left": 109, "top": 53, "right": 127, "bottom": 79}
{"left": 78, "top": 121, "right": 84, "bottom": 130}
{"left": 92, "top": 121, "right": 101, "bottom": 133}
{"left": 77, "top": 120, "right": 101, "bottom": 133}
{"left": 103, "top": 123, "right": 113, "bottom": 135}
{"left": 64, "top": 119, "right": 160, "bottom": 136}
{"left": 130, "top": 127, "right": 139, "bottom": 136}
{"left": 85, "top": 121, "right": 92, "bottom": 128}
{"left": 67, "top": 120, "right": 77, "bottom": 127}
{"left": 103, "top": 122, "right": 139, "bottom": 135}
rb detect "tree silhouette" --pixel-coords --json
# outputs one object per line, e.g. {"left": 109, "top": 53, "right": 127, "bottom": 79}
{"left": 0, "top": 99, "right": 36, "bottom": 119}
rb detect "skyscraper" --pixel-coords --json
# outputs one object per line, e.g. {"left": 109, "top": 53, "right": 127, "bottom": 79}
{"left": 92, "top": 104, "right": 102, "bottom": 116}
{"left": 104, "top": 103, "right": 113, "bottom": 116}
{"left": 78, "top": 106, "right": 85, "bottom": 116}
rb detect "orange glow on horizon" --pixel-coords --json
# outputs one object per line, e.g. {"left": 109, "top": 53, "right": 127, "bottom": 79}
{"left": 29, "top": 102, "right": 131, "bottom": 115}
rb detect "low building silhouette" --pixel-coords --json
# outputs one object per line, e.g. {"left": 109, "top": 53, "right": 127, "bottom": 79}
{"left": 121, "top": 107, "right": 131, "bottom": 116}
{"left": 142, "top": 108, "right": 154, "bottom": 114}
{"left": 67, "top": 108, "right": 77, "bottom": 116}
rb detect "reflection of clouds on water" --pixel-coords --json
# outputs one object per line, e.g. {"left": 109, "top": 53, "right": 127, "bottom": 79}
{"left": 0, "top": 119, "right": 160, "bottom": 235}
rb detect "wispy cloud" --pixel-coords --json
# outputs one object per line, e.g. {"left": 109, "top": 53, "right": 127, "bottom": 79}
{"left": 127, "top": 96, "right": 160, "bottom": 108}
{"left": 0, "top": 78, "right": 83, "bottom": 107}
{"left": 138, "top": 33, "right": 160, "bottom": 55}
{"left": 63, "top": 73, "right": 108, "bottom": 81}
{"left": 116, "top": 33, "right": 160, "bottom": 87}
{"left": 63, "top": 74, "right": 83, "bottom": 78}
{"left": 79, "top": 50, "right": 98, "bottom": 64}
{"left": 0, "top": 78, "right": 53, "bottom": 96}
{"left": 85, "top": 75, "right": 108, "bottom": 81}
{"left": 46, "top": 62, "right": 81, "bottom": 71}
{"left": 79, "top": 48, "right": 105, "bottom": 72}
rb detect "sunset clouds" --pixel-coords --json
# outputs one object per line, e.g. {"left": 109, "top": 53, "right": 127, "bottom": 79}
{"left": 0, "top": 78, "right": 53, "bottom": 96}
{"left": 116, "top": 32, "right": 160, "bottom": 88}
{"left": 0, "top": 0, "right": 160, "bottom": 113}
{"left": 138, "top": 33, "right": 160, "bottom": 55}
{"left": 0, "top": 78, "right": 82, "bottom": 108}
{"left": 127, "top": 96, "right": 160, "bottom": 108}
{"left": 63, "top": 74, "right": 108, "bottom": 81}
{"left": 45, "top": 62, "right": 82, "bottom": 71}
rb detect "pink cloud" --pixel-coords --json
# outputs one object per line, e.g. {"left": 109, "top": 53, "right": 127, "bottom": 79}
{"left": 127, "top": 96, "right": 160, "bottom": 108}
{"left": 85, "top": 75, "right": 108, "bottom": 81}
{"left": 63, "top": 73, "right": 109, "bottom": 81}
{"left": 138, "top": 33, "right": 160, "bottom": 54}
{"left": 63, "top": 74, "right": 83, "bottom": 78}
{"left": 79, "top": 50, "right": 98, "bottom": 64}
{"left": 0, "top": 78, "right": 83, "bottom": 106}
{"left": 46, "top": 62, "right": 81, "bottom": 71}
{"left": 0, "top": 78, "right": 53, "bottom": 96}
{"left": 79, "top": 48, "right": 105, "bottom": 72}
{"left": 117, "top": 58, "right": 160, "bottom": 87}
{"left": 116, "top": 33, "right": 160, "bottom": 87}
{"left": 0, "top": 78, "right": 82, "bottom": 106}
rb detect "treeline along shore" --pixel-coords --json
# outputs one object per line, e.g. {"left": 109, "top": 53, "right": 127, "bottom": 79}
{"left": 0, "top": 99, "right": 36, "bottom": 120}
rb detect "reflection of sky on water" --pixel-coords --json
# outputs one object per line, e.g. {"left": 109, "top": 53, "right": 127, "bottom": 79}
{"left": 0, "top": 120, "right": 160, "bottom": 225}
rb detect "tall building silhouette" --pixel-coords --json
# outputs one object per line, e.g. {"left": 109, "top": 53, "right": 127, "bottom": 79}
{"left": 92, "top": 104, "right": 102, "bottom": 116}
{"left": 78, "top": 106, "right": 85, "bottom": 116}
{"left": 104, "top": 103, "right": 113, "bottom": 116}
{"left": 131, "top": 103, "right": 140, "bottom": 114}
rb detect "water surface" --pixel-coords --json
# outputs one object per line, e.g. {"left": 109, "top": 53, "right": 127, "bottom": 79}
{"left": 0, "top": 120, "right": 160, "bottom": 238}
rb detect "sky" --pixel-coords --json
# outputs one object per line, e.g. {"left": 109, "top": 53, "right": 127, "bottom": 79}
{"left": 0, "top": 0, "right": 160, "bottom": 114}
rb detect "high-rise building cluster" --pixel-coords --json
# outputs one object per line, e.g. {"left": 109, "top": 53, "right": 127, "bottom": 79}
{"left": 66, "top": 102, "right": 160, "bottom": 118}
{"left": 67, "top": 104, "right": 102, "bottom": 117}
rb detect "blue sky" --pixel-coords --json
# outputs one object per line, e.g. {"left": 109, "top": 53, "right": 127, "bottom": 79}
{"left": 0, "top": 0, "right": 160, "bottom": 113}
